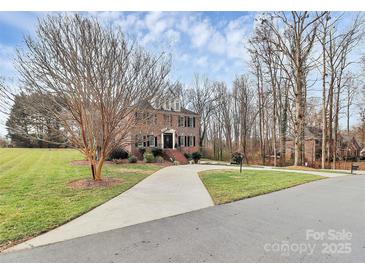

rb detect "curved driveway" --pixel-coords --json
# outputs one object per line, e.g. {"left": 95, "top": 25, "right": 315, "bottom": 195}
{"left": 6, "top": 164, "right": 346, "bottom": 252}
{"left": 1, "top": 171, "right": 363, "bottom": 262}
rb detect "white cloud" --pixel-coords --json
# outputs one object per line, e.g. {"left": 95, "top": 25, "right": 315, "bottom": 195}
{"left": 208, "top": 32, "right": 226, "bottom": 54}
{"left": 165, "top": 29, "right": 181, "bottom": 45}
{"left": 211, "top": 59, "right": 226, "bottom": 72}
{"left": 224, "top": 17, "right": 250, "bottom": 60}
{"left": 145, "top": 12, "right": 169, "bottom": 34}
{"left": 188, "top": 19, "right": 213, "bottom": 48}
{"left": 116, "top": 13, "right": 145, "bottom": 33}
{"left": 176, "top": 53, "right": 190, "bottom": 63}
{"left": 195, "top": 56, "right": 208, "bottom": 66}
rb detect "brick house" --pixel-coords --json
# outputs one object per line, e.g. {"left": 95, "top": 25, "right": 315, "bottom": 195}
{"left": 124, "top": 98, "right": 200, "bottom": 157}
{"left": 285, "top": 126, "right": 322, "bottom": 164}
{"left": 337, "top": 135, "right": 361, "bottom": 160}
{"left": 285, "top": 126, "right": 361, "bottom": 163}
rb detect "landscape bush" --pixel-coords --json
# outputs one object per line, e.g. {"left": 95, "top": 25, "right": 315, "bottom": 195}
{"left": 137, "top": 147, "right": 146, "bottom": 160}
{"left": 128, "top": 155, "right": 138, "bottom": 163}
{"left": 143, "top": 152, "right": 154, "bottom": 163}
{"left": 151, "top": 147, "right": 163, "bottom": 158}
{"left": 191, "top": 151, "right": 202, "bottom": 163}
{"left": 183, "top": 152, "right": 191, "bottom": 160}
{"left": 155, "top": 156, "right": 164, "bottom": 163}
{"left": 107, "top": 147, "right": 129, "bottom": 160}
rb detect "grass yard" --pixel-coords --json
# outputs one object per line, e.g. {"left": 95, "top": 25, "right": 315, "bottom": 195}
{"left": 0, "top": 148, "right": 162, "bottom": 250}
{"left": 199, "top": 169, "right": 325, "bottom": 205}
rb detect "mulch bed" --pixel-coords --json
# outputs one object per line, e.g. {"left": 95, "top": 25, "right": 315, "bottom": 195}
{"left": 70, "top": 160, "right": 113, "bottom": 166}
{"left": 70, "top": 159, "right": 174, "bottom": 166}
{"left": 69, "top": 178, "right": 123, "bottom": 189}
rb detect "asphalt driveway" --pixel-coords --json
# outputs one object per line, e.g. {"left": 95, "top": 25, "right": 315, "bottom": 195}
{"left": 1, "top": 173, "right": 364, "bottom": 262}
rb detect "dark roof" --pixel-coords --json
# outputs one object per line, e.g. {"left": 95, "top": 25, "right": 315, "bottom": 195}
{"left": 304, "top": 126, "right": 322, "bottom": 140}
{"left": 287, "top": 126, "right": 322, "bottom": 141}
{"left": 339, "top": 134, "right": 361, "bottom": 148}
{"left": 135, "top": 100, "right": 154, "bottom": 110}
{"left": 135, "top": 100, "right": 199, "bottom": 116}
{"left": 180, "top": 107, "right": 198, "bottom": 115}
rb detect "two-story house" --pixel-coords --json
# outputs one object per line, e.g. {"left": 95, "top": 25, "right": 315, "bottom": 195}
{"left": 124, "top": 98, "right": 200, "bottom": 157}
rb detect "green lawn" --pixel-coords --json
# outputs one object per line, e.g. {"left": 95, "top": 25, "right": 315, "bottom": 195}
{"left": 0, "top": 148, "right": 161, "bottom": 250}
{"left": 199, "top": 169, "right": 325, "bottom": 205}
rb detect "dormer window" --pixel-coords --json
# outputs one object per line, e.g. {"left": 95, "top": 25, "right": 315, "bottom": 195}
{"left": 160, "top": 98, "right": 181, "bottom": 111}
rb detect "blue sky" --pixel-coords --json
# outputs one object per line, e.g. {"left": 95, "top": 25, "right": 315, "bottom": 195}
{"left": 0, "top": 11, "right": 257, "bottom": 86}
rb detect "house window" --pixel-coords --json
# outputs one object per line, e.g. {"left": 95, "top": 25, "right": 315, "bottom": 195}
{"left": 135, "top": 111, "right": 143, "bottom": 122}
{"left": 143, "top": 135, "right": 147, "bottom": 147}
{"left": 148, "top": 135, "right": 155, "bottom": 147}
{"left": 175, "top": 102, "right": 180, "bottom": 111}
{"left": 188, "top": 117, "right": 194, "bottom": 127}
{"left": 178, "top": 136, "right": 184, "bottom": 147}
{"left": 145, "top": 112, "right": 151, "bottom": 124}
{"left": 165, "top": 115, "right": 168, "bottom": 125}
{"left": 164, "top": 114, "right": 172, "bottom": 126}
{"left": 190, "top": 136, "right": 194, "bottom": 146}
{"left": 178, "top": 116, "right": 184, "bottom": 127}
{"left": 135, "top": 134, "right": 143, "bottom": 147}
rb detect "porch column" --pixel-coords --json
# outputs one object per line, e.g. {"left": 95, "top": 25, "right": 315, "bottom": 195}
{"left": 172, "top": 133, "right": 175, "bottom": 149}
{"left": 161, "top": 133, "right": 164, "bottom": 149}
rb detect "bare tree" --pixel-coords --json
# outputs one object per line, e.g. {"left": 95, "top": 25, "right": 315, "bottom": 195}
{"left": 12, "top": 14, "right": 170, "bottom": 181}
{"left": 317, "top": 13, "right": 364, "bottom": 168}
{"left": 248, "top": 49, "right": 267, "bottom": 164}
{"left": 317, "top": 13, "right": 332, "bottom": 168}
{"left": 261, "top": 12, "right": 327, "bottom": 166}
{"left": 214, "top": 81, "right": 233, "bottom": 152}
{"left": 249, "top": 17, "right": 287, "bottom": 166}
{"left": 232, "top": 75, "right": 257, "bottom": 163}
{"left": 186, "top": 74, "right": 218, "bottom": 150}
{"left": 343, "top": 73, "right": 358, "bottom": 136}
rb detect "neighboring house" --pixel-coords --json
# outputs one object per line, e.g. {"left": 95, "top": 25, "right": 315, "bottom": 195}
{"left": 285, "top": 126, "right": 322, "bottom": 164}
{"left": 285, "top": 126, "right": 361, "bottom": 163}
{"left": 124, "top": 98, "right": 200, "bottom": 157}
{"left": 337, "top": 135, "right": 361, "bottom": 160}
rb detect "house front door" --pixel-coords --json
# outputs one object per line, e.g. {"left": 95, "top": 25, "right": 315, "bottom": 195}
{"left": 163, "top": 133, "right": 173, "bottom": 149}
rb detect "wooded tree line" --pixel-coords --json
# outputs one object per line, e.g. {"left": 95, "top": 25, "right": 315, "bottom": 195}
{"left": 181, "top": 12, "right": 365, "bottom": 167}
{"left": 5, "top": 92, "right": 66, "bottom": 147}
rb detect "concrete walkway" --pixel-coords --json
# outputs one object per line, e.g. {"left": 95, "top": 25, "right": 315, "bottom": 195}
{"left": 7, "top": 164, "right": 348, "bottom": 252}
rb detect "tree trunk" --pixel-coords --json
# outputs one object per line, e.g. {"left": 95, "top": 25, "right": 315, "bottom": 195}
{"left": 294, "top": 95, "right": 303, "bottom": 166}
{"left": 94, "top": 157, "right": 105, "bottom": 181}
{"left": 294, "top": 67, "right": 304, "bottom": 166}
{"left": 280, "top": 89, "right": 289, "bottom": 166}
{"left": 321, "top": 47, "right": 327, "bottom": 169}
